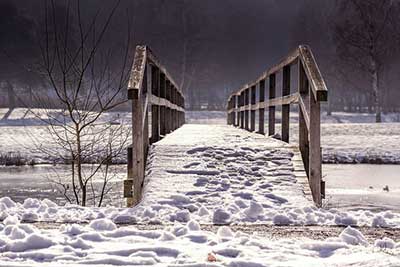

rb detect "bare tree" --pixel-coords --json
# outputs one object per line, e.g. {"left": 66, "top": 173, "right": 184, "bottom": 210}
{"left": 333, "top": 0, "right": 400, "bottom": 122}
{"left": 29, "top": 0, "right": 133, "bottom": 206}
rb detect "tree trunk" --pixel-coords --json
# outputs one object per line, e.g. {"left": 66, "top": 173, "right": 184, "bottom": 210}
{"left": 7, "top": 81, "right": 15, "bottom": 109}
{"left": 76, "top": 126, "right": 86, "bottom": 206}
{"left": 371, "top": 58, "right": 381, "bottom": 123}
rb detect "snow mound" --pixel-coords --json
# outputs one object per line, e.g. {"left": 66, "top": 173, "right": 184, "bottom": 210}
{"left": 374, "top": 237, "right": 396, "bottom": 249}
{"left": 89, "top": 219, "right": 117, "bottom": 231}
{"left": 339, "top": 226, "right": 368, "bottom": 246}
{"left": 2, "top": 233, "right": 54, "bottom": 252}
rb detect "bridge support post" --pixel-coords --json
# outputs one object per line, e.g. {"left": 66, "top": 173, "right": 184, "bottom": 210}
{"left": 240, "top": 92, "right": 244, "bottom": 129}
{"left": 282, "top": 65, "right": 290, "bottom": 142}
{"left": 309, "top": 86, "right": 322, "bottom": 206}
{"left": 268, "top": 74, "right": 276, "bottom": 136}
{"left": 126, "top": 86, "right": 144, "bottom": 207}
{"left": 244, "top": 88, "right": 250, "bottom": 130}
{"left": 258, "top": 79, "right": 265, "bottom": 134}
{"left": 235, "top": 95, "right": 240, "bottom": 126}
{"left": 160, "top": 74, "right": 166, "bottom": 137}
{"left": 250, "top": 85, "right": 256, "bottom": 131}
{"left": 151, "top": 66, "right": 160, "bottom": 143}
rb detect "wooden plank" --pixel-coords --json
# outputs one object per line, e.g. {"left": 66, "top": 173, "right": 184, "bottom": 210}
{"left": 268, "top": 74, "right": 276, "bottom": 136}
{"left": 281, "top": 65, "right": 290, "bottom": 143}
{"left": 149, "top": 94, "right": 185, "bottom": 112}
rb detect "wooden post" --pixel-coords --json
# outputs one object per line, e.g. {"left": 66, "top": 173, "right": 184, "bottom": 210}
{"left": 250, "top": 85, "right": 256, "bottom": 131}
{"left": 125, "top": 146, "right": 134, "bottom": 206}
{"left": 282, "top": 65, "right": 290, "bottom": 142}
{"left": 309, "top": 82, "right": 322, "bottom": 207}
{"left": 232, "top": 97, "right": 236, "bottom": 126}
{"left": 258, "top": 79, "right": 265, "bottom": 134}
{"left": 244, "top": 88, "right": 249, "bottom": 130}
{"left": 143, "top": 65, "right": 151, "bottom": 158}
{"left": 159, "top": 73, "right": 166, "bottom": 136}
{"left": 268, "top": 74, "right": 276, "bottom": 136}
{"left": 165, "top": 80, "right": 171, "bottom": 133}
{"left": 151, "top": 66, "right": 160, "bottom": 143}
{"left": 240, "top": 92, "right": 244, "bottom": 129}
{"left": 172, "top": 87, "right": 177, "bottom": 130}
{"left": 235, "top": 95, "right": 240, "bottom": 127}
{"left": 127, "top": 86, "right": 144, "bottom": 206}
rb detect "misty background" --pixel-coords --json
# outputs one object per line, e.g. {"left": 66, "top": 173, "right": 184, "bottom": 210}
{"left": 1, "top": 0, "right": 400, "bottom": 112}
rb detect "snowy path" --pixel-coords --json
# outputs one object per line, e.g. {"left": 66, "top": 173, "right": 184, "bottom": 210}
{"left": 141, "top": 124, "right": 310, "bottom": 224}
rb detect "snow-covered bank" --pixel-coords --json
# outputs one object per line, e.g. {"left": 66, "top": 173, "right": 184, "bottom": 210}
{"left": 1, "top": 109, "right": 400, "bottom": 165}
{"left": 0, "top": 217, "right": 399, "bottom": 267}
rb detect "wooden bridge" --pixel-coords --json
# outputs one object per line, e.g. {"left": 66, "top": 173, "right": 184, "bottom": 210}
{"left": 124, "top": 45, "right": 328, "bottom": 207}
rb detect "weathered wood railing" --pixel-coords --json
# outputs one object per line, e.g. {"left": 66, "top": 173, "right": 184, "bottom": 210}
{"left": 124, "top": 45, "right": 185, "bottom": 206}
{"left": 227, "top": 45, "right": 328, "bottom": 206}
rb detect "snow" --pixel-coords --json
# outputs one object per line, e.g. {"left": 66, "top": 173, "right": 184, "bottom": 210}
{"left": 337, "top": 226, "right": 368, "bottom": 246}
{"left": 0, "top": 221, "right": 399, "bottom": 266}
{"left": 0, "top": 110, "right": 400, "bottom": 265}
{"left": 1, "top": 125, "right": 400, "bottom": 227}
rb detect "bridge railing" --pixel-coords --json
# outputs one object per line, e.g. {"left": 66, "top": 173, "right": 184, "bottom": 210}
{"left": 124, "top": 45, "right": 185, "bottom": 206}
{"left": 227, "top": 45, "right": 328, "bottom": 206}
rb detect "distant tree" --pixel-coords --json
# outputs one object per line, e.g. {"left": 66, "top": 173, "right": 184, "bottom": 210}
{"left": 333, "top": 0, "right": 400, "bottom": 122}
{"left": 0, "top": 0, "right": 40, "bottom": 110}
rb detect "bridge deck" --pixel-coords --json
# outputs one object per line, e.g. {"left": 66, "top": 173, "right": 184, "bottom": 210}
{"left": 140, "top": 124, "right": 313, "bottom": 224}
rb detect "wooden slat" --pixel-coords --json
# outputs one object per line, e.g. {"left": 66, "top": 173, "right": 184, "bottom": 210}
{"left": 147, "top": 49, "right": 184, "bottom": 97}
{"left": 228, "top": 48, "right": 299, "bottom": 99}
{"left": 150, "top": 94, "right": 185, "bottom": 112}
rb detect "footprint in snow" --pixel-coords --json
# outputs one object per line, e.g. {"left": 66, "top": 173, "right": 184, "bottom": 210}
{"left": 264, "top": 193, "right": 288, "bottom": 204}
{"left": 232, "top": 192, "right": 253, "bottom": 200}
{"left": 183, "top": 162, "right": 201, "bottom": 169}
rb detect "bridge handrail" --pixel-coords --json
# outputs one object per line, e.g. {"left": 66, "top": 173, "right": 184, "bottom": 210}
{"left": 226, "top": 45, "right": 328, "bottom": 206}
{"left": 125, "top": 45, "right": 185, "bottom": 206}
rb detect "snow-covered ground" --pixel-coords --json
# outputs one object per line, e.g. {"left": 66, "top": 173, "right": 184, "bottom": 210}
{"left": 0, "top": 216, "right": 399, "bottom": 267}
{"left": 1, "top": 110, "right": 400, "bottom": 266}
